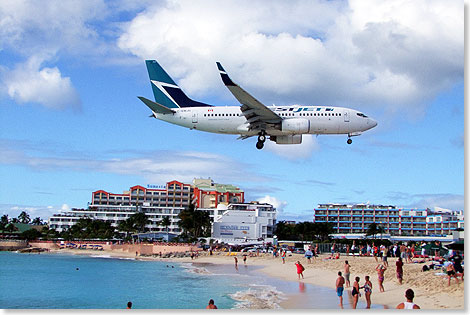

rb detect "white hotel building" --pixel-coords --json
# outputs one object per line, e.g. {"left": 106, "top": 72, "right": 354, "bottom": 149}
{"left": 48, "top": 179, "right": 276, "bottom": 241}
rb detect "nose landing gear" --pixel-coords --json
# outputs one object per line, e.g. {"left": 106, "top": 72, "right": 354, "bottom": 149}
{"left": 256, "top": 131, "right": 266, "bottom": 150}
{"left": 347, "top": 138, "right": 352, "bottom": 144}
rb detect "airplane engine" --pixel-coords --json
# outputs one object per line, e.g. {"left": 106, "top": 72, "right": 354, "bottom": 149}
{"left": 271, "top": 135, "right": 302, "bottom": 144}
{"left": 281, "top": 118, "right": 310, "bottom": 134}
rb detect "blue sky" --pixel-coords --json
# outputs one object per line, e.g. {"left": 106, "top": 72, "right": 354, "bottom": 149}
{"left": 0, "top": 0, "right": 464, "bottom": 222}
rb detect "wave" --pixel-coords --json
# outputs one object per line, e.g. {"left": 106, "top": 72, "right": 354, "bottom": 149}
{"left": 229, "top": 284, "right": 287, "bottom": 309}
{"left": 89, "top": 255, "right": 135, "bottom": 260}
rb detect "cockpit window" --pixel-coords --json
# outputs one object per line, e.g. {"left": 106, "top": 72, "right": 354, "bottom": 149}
{"left": 356, "top": 113, "right": 368, "bottom": 118}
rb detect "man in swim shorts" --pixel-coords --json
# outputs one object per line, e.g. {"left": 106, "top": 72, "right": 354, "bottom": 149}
{"left": 336, "top": 271, "right": 345, "bottom": 308}
{"left": 344, "top": 260, "right": 351, "bottom": 287}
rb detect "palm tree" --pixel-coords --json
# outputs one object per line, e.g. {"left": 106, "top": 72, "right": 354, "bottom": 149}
{"left": 366, "top": 223, "right": 379, "bottom": 239}
{"left": 130, "top": 212, "right": 150, "bottom": 233}
{"left": 118, "top": 218, "right": 136, "bottom": 239}
{"left": 32, "top": 217, "right": 44, "bottom": 225}
{"left": 177, "top": 204, "right": 211, "bottom": 240}
{"left": 18, "top": 211, "right": 31, "bottom": 224}
{"left": 0, "top": 215, "right": 9, "bottom": 233}
{"left": 157, "top": 217, "right": 172, "bottom": 241}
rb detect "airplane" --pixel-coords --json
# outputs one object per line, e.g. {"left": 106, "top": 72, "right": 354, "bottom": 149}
{"left": 138, "top": 60, "right": 377, "bottom": 150}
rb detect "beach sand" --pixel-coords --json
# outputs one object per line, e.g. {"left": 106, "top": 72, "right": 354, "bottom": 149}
{"left": 54, "top": 248, "right": 464, "bottom": 309}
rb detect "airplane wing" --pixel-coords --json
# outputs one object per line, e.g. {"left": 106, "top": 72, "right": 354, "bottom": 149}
{"left": 216, "top": 62, "right": 281, "bottom": 132}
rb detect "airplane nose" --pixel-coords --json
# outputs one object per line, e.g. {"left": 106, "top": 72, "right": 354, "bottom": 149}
{"left": 369, "top": 118, "right": 378, "bottom": 128}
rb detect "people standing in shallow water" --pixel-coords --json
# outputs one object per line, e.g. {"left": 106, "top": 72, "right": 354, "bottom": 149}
{"left": 396, "top": 289, "right": 420, "bottom": 309}
{"left": 336, "top": 271, "right": 345, "bottom": 309}
{"left": 362, "top": 275, "right": 373, "bottom": 309}
{"left": 206, "top": 299, "right": 218, "bottom": 309}
{"left": 351, "top": 276, "right": 361, "bottom": 309}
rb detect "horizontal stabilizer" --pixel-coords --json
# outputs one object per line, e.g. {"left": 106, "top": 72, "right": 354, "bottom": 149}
{"left": 138, "top": 96, "right": 175, "bottom": 114}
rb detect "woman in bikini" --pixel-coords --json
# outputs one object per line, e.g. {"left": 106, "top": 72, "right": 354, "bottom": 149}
{"left": 362, "top": 275, "right": 373, "bottom": 309}
{"left": 376, "top": 264, "right": 387, "bottom": 292}
{"left": 351, "top": 276, "right": 361, "bottom": 309}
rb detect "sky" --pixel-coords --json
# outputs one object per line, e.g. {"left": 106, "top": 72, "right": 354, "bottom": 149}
{"left": 0, "top": 0, "right": 465, "bottom": 222}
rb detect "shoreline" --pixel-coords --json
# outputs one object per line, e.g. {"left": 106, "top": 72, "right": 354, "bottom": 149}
{"left": 45, "top": 248, "right": 464, "bottom": 309}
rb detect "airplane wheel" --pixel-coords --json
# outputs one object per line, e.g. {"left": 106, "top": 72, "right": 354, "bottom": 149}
{"left": 256, "top": 141, "right": 264, "bottom": 150}
{"left": 347, "top": 139, "right": 352, "bottom": 144}
{"left": 258, "top": 135, "right": 266, "bottom": 142}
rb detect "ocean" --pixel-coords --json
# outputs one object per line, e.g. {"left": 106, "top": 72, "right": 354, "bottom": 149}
{"left": 0, "top": 251, "right": 377, "bottom": 309}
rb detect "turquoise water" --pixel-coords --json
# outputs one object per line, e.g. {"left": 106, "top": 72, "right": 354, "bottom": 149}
{"left": 0, "top": 252, "right": 248, "bottom": 309}
{"left": 0, "top": 251, "right": 384, "bottom": 309}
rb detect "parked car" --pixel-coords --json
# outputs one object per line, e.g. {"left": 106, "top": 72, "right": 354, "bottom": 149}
{"left": 294, "top": 249, "right": 305, "bottom": 254}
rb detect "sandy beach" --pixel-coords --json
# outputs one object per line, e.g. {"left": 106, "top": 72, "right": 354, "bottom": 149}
{"left": 53, "top": 248, "right": 464, "bottom": 309}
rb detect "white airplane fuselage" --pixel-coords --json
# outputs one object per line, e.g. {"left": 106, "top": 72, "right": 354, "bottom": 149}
{"left": 154, "top": 104, "right": 377, "bottom": 137}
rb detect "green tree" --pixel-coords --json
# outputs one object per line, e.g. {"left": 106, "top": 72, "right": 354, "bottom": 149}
{"left": 275, "top": 221, "right": 296, "bottom": 240}
{"left": 312, "top": 222, "right": 334, "bottom": 241}
{"left": 157, "top": 216, "right": 172, "bottom": 241}
{"left": 366, "top": 222, "right": 379, "bottom": 239}
{"left": 21, "top": 228, "right": 42, "bottom": 240}
{"left": 18, "top": 211, "right": 31, "bottom": 224}
{"left": 32, "top": 217, "right": 44, "bottom": 225}
{"left": 177, "top": 204, "right": 211, "bottom": 240}
{"left": 129, "top": 212, "right": 150, "bottom": 233}
{"left": 118, "top": 218, "right": 136, "bottom": 239}
{"left": 5, "top": 223, "right": 18, "bottom": 234}
{"left": 0, "top": 215, "right": 9, "bottom": 233}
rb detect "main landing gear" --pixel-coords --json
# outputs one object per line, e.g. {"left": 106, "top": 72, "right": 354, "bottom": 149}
{"left": 256, "top": 131, "right": 266, "bottom": 150}
{"left": 347, "top": 138, "right": 352, "bottom": 144}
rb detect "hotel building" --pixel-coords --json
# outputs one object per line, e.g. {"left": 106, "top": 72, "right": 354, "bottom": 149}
{"left": 212, "top": 202, "right": 277, "bottom": 240}
{"left": 313, "top": 204, "right": 464, "bottom": 236}
{"left": 48, "top": 178, "right": 276, "bottom": 241}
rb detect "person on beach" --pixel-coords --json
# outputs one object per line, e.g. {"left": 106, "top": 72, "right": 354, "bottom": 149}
{"left": 336, "top": 271, "right": 345, "bottom": 308}
{"left": 344, "top": 260, "right": 351, "bottom": 287}
{"left": 305, "top": 248, "right": 313, "bottom": 263}
{"left": 351, "top": 276, "right": 361, "bottom": 309}
{"left": 396, "top": 257, "right": 404, "bottom": 284}
{"left": 126, "top": 301, "right": 132, "bottom": 309}
{"left": 446, "top": 261, "right": 459, "bottom": 286}
{"left": 243, "top": 254, "right": 247, "bottom": 265}
{"left": 351, "top": 241, "right": 356, "bottom": 258}
{"left": 396, "top": 289, "right": 420, "bottom": 309}
{"left": 206, "top": 299, "right": 218, "bottom": 309}
{"left": 376, "top": 264, "right": 387, "bottom": 292}
{"left": 295, "top": 261, "right": 305, "bottom": 280}
{"left": 234, "top": 256, "right": 238, "bottom": 270}
{"left": 362, "top": 275, "right": 373, "bottom": 309}
{"left": 382, "top": 247, "right": 389, "bottom": 267}
{"left": 451, "top": 251, "right": 464, "bottom": 281}
{"left": 281, "top": 250, "right": 286, "bottom": 264}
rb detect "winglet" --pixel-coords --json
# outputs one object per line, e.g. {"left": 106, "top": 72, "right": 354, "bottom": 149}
{"left": 138, "top": 96, "right": 175, "bottom": 114}
{"left": 216, "top": 62, "right": 236, "bottom": 86}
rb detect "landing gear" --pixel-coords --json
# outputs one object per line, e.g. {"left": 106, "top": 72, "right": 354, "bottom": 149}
{"left": 347, "top": 138, "right": 352, "bottom": 144}
{"left": 256, "top": 131, "right": 266, "bottom": 150}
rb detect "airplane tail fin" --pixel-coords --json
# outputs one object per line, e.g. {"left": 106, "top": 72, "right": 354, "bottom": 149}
{"left": 145, "top": 60, "right": 212, "bottom": 108}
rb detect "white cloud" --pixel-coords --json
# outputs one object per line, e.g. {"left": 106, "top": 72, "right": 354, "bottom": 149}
{"left": 0, "top": 140, "right": 270, "bottom": 185}
{"left": 2, "top": 56, "right": 81, "bottom": 110}
{"left": 264, "top": 135, "right": 319, "bottom": 160}
{"left": 257, "top": 195, "right": 288, "bottom": 213}
{"left": 0, "top": 203, "right": 67, "bottom": 220}
{"left": 118, "top": 0, "right": 463, "bottom": 114}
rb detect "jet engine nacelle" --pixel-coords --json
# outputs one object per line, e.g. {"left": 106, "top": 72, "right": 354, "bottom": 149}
{"left": 272, "top": 135, "right": 302, "bottom": 144}
{"left": 281, "top": 118, "right": 310, "bottom": 134}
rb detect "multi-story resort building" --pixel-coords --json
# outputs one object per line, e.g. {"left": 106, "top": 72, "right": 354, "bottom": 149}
{"left": 313, "top": 204, "right": 464, "bottom": 236}
{"left": 48, "top": 178, "right": 276, "bottom": 241}
{"left": 212, "top": 202, "right": 277, "bottom": 240}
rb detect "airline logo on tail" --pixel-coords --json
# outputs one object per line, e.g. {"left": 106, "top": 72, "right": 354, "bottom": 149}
{"left": 145, "top": 60, "right": 212, "bottom": 109}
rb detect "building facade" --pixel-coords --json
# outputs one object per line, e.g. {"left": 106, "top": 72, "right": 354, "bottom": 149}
{"left": 313, "top": 203, "right": 464, "bottom": 236}
{"left": 48, "top": 179, "right": 275, "bottom": 241}
{"left": 212, "top": 202, "right": 277, "bottom": 240}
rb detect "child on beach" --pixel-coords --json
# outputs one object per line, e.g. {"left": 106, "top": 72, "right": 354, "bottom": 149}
{"left": 295, "top": 261, "right": 305, "bottom": 279}
{"left": 351, "top": 276, "right": 361, "bottom": 309}
{"left": 362, "top": 275, "right": 373, "bottom": 309}
{"left": 281, "top": 250, "right": 286, "bottom": 264}
{"left": 376, "top": 264, "right": 387, "bottom": 292}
